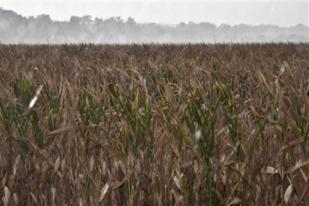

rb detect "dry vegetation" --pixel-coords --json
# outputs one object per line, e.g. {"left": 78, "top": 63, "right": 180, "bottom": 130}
{"left": 0, "top": 44, "right": 309, "bottom": 205}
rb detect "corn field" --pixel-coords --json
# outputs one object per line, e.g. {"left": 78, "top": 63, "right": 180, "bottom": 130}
{"left": 0, "top": 44, "right": 309, "bottom": 205}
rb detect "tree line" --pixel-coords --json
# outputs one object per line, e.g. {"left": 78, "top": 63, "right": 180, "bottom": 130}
{"left": 0, "top": 7, "right": 308, "bottom": 43}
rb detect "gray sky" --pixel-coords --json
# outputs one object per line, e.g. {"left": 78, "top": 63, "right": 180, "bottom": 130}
{"left": 1, "top": 0, "right": 308, "bottom": 26}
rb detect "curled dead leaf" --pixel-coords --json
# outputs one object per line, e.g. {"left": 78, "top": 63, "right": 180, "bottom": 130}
{"left": 284, "top": 184, "right": 293, "bottom": 204}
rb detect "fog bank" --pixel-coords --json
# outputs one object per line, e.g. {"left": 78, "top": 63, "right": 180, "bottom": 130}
{"left": 0, "top": 8, "right": 308, "bottom": 44}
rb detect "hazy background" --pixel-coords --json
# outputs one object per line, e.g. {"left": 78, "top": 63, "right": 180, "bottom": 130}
{"left": 0, "top": 0, "right": 308, "bottom": 43}
{"left": 1, "top": 0, "right": 308, "bottom": 26}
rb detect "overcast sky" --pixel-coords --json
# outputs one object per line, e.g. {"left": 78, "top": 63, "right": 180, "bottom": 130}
{"left": 1, "top": 0, "right": 308, "bottom": 26}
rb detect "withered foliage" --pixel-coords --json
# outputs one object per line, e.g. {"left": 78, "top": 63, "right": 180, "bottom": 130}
{"left": 0, "top": 44, "right": 309, "bottom": 205}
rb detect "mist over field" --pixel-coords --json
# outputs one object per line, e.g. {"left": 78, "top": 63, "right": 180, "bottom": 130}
{"left": 0, "top": 7, "right": 308, "bottom": 44}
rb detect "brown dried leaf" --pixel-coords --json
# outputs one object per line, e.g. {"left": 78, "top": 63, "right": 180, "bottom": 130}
{"left": 13, "top": 155, "right": 20, "bottom": 176}
{"left": 30, "top": 193, "right": 39, "bottom": 205}
{"left": 53, "top": 157, "right": 61, "bottom": 173}
{"left": 99, "top": 183, "right": 109, "bottom": 202}
{"left": 89, "top": 155, "right": 95, "bottom": 172}
{"left": 286, "top": 160, "right": 309, "bottom": 174}
{"left": 49, "top": 126, "right": 72, "bottom": 135}
{"left": 300, "top": 168, "right": 308, "bottom": 182}
{"left": 227, "top": 197, "right": 241, "bottom": 206}
{"left": 280, "top": 138, "right": 303, "bottom": 152}
{"left": 3, "top": 186, "right": 10, "bottom": 206}
{"left": 284, "top": 184, "right": 293, "bottom": 204}
{"left": 173, "top": 176, "right": 181, "bottom": 190}
{"left": 13, "top": 193, "right": 18, "bottom": 205}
